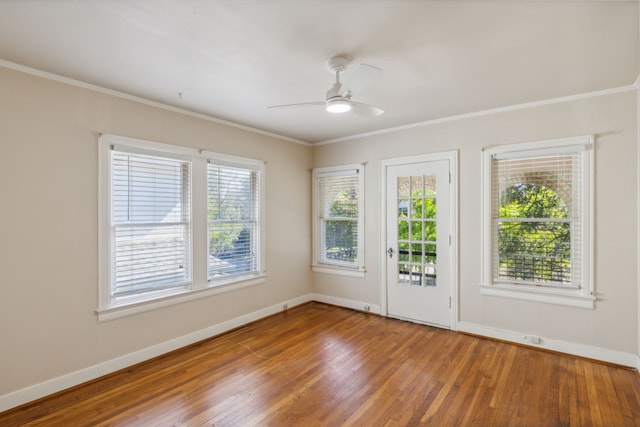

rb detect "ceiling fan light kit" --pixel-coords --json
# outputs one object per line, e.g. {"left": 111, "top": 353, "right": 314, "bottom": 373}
{"left": 326, "top": 97, "right": 352, "bottom": 113}
{"left": 268, "top": 55, "right": 384, "bottom": 117}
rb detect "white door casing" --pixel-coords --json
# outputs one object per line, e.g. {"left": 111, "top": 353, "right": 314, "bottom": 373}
{"left": 380, "top": 151, "right": 458, "bottom": 329}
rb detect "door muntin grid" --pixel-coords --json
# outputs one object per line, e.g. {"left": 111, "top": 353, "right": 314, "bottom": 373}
{"left": 397, "top": 175, "right": 437, "bottom": 287}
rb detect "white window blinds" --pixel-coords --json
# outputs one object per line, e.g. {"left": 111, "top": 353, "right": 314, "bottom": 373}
{"left": 318, "top": 170, "right": 360, "bottom": 266}
{"left": 492, "top": 153, "right": 582, "bottom": 287}
{"left": 207, "top": 163, "right": 260, "bottom": 280}
{"left": 111, "top": 148, "right": 192, "bottom": 298}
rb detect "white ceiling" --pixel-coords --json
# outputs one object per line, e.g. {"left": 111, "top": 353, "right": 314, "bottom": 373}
{"left": 0, "top": 0, "right": 638, "bottom": 144}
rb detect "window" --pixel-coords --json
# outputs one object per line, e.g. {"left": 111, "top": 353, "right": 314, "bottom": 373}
{"left": 312, "top": 165, "right": 365, "bottom": 277}
{"left": 481, "top": 135, "right": 594, "bottom": 308}
{"left": 99, "top": 134, "right": 265, "bottom": 320}
{"left": 207, "top": 162, "right": 260, "bottom": 282}
{"left": 110, "top": 146, "right": 192, "bottom": 300}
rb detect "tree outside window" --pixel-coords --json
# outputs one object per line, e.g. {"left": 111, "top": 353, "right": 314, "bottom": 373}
{"left": 313, "top": 165, "right": 364, "bottom": 275}
{"left": 497, "top": 184, "right": 571, "bottom": 284}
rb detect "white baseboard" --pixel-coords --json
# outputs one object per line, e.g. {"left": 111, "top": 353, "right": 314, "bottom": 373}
{"left": 457, "top": 321, "right": 637, "bottom": 368}
{"left": 0, "top": 294, "right": 314, "bottom": 413}
{"left": 311, "top": 293, "right": 381, "bottom": 314}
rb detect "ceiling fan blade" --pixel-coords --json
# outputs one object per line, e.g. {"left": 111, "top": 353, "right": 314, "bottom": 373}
{"left": 268, "top": 101, "right": 325, "bottom": 110}
{"left": 341, "top": 64, "right": 382, "bottom": 97}
{"left": 350, "top": 101, "right": 384, "bottom": 117}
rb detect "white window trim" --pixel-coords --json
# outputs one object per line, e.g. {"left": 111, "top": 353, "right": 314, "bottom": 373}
{"left": 481, "top": 135, "right": 595, "bottom": 309}
{"left": 98, "top": 134, "right": 266, "bottom": 321}
{"left": 311, "top": 164, "right": 365, "bottom": 278}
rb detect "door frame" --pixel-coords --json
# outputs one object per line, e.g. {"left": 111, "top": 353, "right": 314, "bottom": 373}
{"left": 380, "top": 150, "right": 459, "bottom": 330}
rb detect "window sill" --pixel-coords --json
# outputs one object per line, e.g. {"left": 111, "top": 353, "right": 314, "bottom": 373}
{"left": 311, "top": 264, "right": 366, "bottom": 278}
{"left": 97, "top": 273, "right": 267, "bottom": 322}
{"left": 480, "top": 283, "right": 595, "bottom": 309}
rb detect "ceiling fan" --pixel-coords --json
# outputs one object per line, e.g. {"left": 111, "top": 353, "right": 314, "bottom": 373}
{"left": 268, "top": 56, "right": 384, "bottom": 117}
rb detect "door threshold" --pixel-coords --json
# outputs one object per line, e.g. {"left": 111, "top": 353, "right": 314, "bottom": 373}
{"left": 386, "top": 313, "right": 450, "bottom": 330}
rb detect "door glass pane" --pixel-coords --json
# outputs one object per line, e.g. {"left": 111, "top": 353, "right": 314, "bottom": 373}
{"left": 397, "top": 177, "right": 410, "bottom": 197}
{"left": 397, "top": 175, "right": 438, "bottom": 287}
{"left": 411, "top": 221, "right": 422, "bottom": 241}
{"left": 410, "top": 265, "right": 422, "bottom": 286}
{"left": 398, "top": 242, "right": 409, "bottom": 262}
{"left": 425, "top": 243, "right": 436, "bottom": 257}
{"left": 424, "top": 220, "right": 436, "bottom": 241}
{"left": 424, "top": 265, "right": 437, "bottom": 287}
{"left": 399, "top": 263, "right": 410, "bottom": 284}
{"left": 410, "top": 176, "right": 423, "bottom": 196}
{"left": 398, "top": 199, "right": 409, "bottom": 218}
{"left": 424, "top": 197, "right": 436, "bottom": 219}
{"left": 411, "top": 243, "right": 422, "bottom": 263}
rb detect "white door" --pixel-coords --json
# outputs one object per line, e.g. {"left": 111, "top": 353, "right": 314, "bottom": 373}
{"left": 386, "top": 159, "right": 451, "bottom": 328}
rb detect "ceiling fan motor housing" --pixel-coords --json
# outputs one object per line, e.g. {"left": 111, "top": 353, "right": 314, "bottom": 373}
{"left": 327, "top": 56, "right": 349, "bottom": 73}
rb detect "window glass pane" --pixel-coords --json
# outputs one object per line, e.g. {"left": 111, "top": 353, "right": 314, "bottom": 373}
{"left": 410, "top": 243, "right": 422, "bottom": 263}
{"left": 398, "top": 263, "right": 411, "bottom": 284}
{"left": 425, "top": 243, "right": 437, "bottom": 257}
{"left": 410, "top": 265, "right": 422, "bottom": 286}
{"left": 497, "top": 220, "right": 571, "bottom": 284}
{"left": 398, "top": 220, "right": 409, "bottom": 243}
{"left": 397, "top": 175, "right": 436, "bottom": 286}
{"left": 320, "top": 175, "right": 358, "bottom": 218}
{"left": 397, "top": 176, "right": 410, "bottom": 197}
{"left": 411, "top": 221, "right": 422, "bottom": 241}
{"left": 114, "top": 225, "right": 190, "bottom": 295}
{"left": 397, "top": 199, "right": 409, "bottom": 218}
{"left": 317, "top": 170, "right": 361, "bottom": 267}
{"left": 323, "top": 219, "right": 358, "bottom": 263}
{"left": 493, "top": 153, "right": 579, "bottom": 287}
{"left": 423, "top": 197, "right": 436, "bottom": 219}
{"left": 495, "top": 155, "right": 574, "bottom": 218}
{"left": 207, "top": 164, "right": 259, "bottom": 280}
{"left": 398, "top": 243, "right": 410, "bottom": 262}
{"left": 424, "top": 265, "right": 437, "bottom": 287}
{"left": 111, "top": 151, "right": 191, "bottom": 298}
{"left": 424, "top": 176, "right": 436, "bottom": 194}
{"left": 410, "top": 176, "right": 423, "bottom": 196}
{"left": 424, "top": 220, "right": 436, "bottom": 241}
{"left": 397, "top": 174, "right": 438, "bottom": 288}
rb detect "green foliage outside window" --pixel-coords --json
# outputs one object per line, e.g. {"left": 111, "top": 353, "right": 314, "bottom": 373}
{"left": 397, "top": 190, "right": 436, "bottom": 243}
{"left": 396, "top": 189, "right": 437, "bottom": 286}
{"left": 497, "top": 184, "right": 571, "bottom": 283}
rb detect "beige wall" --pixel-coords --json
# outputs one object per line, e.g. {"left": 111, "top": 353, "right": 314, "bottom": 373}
{"left": 0, "top": 67, "right": 312, "bottom": 395}
{"left": 313, "top": 90, "right": 638, "bottom": 355}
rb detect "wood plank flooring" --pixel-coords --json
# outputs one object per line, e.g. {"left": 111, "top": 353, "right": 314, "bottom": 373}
{"left": 2, "top": 302, "right": 640, "bottom": 426}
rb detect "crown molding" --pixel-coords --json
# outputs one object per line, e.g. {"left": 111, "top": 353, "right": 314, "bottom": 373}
{"left": 0, "top": 59, "right": 310, "bottom": 147}
{"left": 316, "top": 84, "right": 637, "bottom": 146}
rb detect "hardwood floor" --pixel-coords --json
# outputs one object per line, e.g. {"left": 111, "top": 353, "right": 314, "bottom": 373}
{"left": 2, "top": 302, "right": 640, "bottom": 426}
